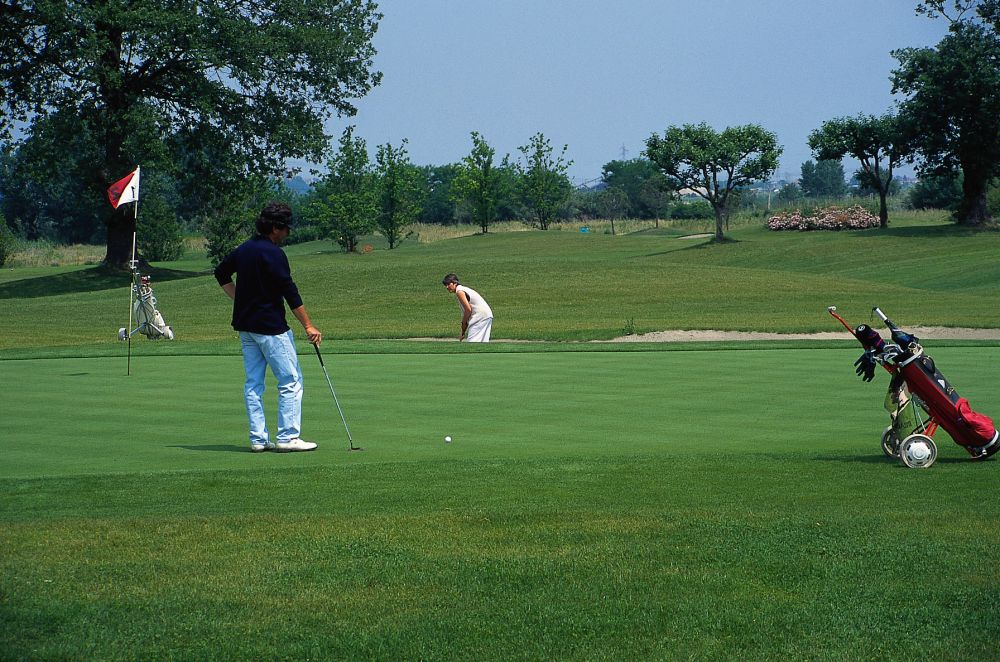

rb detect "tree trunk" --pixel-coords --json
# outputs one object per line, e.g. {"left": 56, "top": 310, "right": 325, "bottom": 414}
{"left": 97, "top": 21, "right": 134, "bottom": 270}
{"left": 713, "top": 207, "right": 725, "bottom": 241}
{"left": 956, "top": 168, "right": 992, "bottom": 226}
{"left": 103, "top": 206, "right": 139, "bottom": 270}
{"left": 877, "top": 190, "right": 889, "bottom": 228}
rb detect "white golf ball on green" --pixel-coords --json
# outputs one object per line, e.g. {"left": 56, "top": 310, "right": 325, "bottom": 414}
{"left": 445, "top": 436, "right": 452, "bottom": 443}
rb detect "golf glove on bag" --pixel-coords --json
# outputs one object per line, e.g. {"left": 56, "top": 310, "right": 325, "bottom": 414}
{"left": 854, "top": 350, "right": 877, "bottom": 382}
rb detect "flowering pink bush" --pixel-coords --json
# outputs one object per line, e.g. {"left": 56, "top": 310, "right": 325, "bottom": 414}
{"left": 767, "top": 205, "right": 880, "bottom": 231}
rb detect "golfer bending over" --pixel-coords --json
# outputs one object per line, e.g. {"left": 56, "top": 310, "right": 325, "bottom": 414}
{"left": 442, "top": 273, "right": 493, "bottom": 342}
{"left": 215, "top": 202, "right": 321, "bottom": 452}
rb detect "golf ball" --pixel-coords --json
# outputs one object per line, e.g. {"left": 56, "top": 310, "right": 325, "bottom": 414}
{"left": 445, "top": 436, "right": 452, "bottom": 443}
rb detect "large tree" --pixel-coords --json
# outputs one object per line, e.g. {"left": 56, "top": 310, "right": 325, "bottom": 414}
{"left": 0, "top": 0, "right": 382, "bottom": 267}
{"left": 644, "top": 122, "right": 781, "bottom": 241}
{"left": 892, "top": 8, "right": 1000, "bottom": 225}
{"left": 807, "top": 114, "right": 910, "bottom": 227}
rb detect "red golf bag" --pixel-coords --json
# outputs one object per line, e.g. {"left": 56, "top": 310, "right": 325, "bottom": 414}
{"left": 836, "top": 306, "right": 999, "bottom": 467}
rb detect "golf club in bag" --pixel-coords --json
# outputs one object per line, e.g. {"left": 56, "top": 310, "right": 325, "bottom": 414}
{"left": 828, "top": 306, "right": 999, "bottom": 468}
{"left": 313, "top": 343, "right": 362, "bottom": 451}
{"left": 118, "top": 273, "right": 175, "bottom": 342}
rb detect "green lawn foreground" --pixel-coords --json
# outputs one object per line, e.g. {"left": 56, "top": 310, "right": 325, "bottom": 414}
{"left": 3, "top": 346, "right": 1000, "bottom": 659}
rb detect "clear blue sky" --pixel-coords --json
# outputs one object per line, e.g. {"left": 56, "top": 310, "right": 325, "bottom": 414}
{"left": 308, "top": 1, "right": 949, "bottom": 185}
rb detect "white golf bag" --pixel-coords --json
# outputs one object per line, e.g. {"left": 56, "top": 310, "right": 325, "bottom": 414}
{"left": 118, "top": 274, "right": 174, "bottom": 341}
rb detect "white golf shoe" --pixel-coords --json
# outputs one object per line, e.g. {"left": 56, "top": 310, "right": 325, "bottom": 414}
{"left": 250, "top": 441, "right": 275, "bottom": 453}
{"left": 275, "top": 439, "right": 318, "bottom": 452}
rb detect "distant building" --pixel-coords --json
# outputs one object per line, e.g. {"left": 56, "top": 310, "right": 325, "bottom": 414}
{"left": 678, "top": 186, "right": 709, "bottom": 198}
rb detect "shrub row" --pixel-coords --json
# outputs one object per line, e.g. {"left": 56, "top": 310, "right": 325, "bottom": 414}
{"left": 766, "top": 205, "right": 879, "bottom": 231}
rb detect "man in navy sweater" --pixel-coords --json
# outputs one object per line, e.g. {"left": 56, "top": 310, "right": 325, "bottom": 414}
{"left": 214, "top": 202, "right": 322, "bottom": 452}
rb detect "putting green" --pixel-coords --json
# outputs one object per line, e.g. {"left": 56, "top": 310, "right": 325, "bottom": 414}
{"left": 6, "top": 346, "right": 999, "bottom": 479}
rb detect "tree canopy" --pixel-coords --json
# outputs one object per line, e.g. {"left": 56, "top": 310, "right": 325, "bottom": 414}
{"left": 515, "top": 133, "right": 572, "bottom": 230}
{"left": 644, "top": 122, "right": 781, "bottom": 241}
{"left": 0, "top": 0, "right": 382, "bottom": 266}
{"left": 452, "top": 132, "right": 510, "bottom": 234}
{"left": 892, "top": 17, "right": 1000, "bottom": 225}
{"left": 600, "top": 158, "right": 675, "bottom": 220}
{"left": 808, "top": 114, "right": 909, "bottom": 227}
{"left": 916, "top": 0, "right": 1000, "bottom": 26}
{"left": 309, "top": 125, "right": 376, "bottom": 253}
{"left": 799, "top": 159, "right": 847, "bottom": 198}
{"left": 373, "top": 139, "right": 422, "bottom": 249}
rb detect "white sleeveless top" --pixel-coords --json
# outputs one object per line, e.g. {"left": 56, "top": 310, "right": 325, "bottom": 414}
{"left": 456, "top": 285, "right": 493, "bottom": 322}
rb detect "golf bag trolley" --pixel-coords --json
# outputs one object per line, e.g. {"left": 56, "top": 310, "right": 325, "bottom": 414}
{"left": 829, "top": 306, "right": 1000, "bottom": 468}
{"left": 117, "top": 267, "right": 174, "bottom": 342}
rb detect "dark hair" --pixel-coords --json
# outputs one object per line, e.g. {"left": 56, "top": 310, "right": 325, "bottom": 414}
{"left": 442, "top": 273, "right": 459, "bottom": 286}
{"left": 255, "top": 201, "right": 293, "bottom": 236}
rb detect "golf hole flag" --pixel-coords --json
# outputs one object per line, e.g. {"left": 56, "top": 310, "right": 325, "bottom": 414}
{"left": 107, "top": 166, "right": 141, "bottom": 209}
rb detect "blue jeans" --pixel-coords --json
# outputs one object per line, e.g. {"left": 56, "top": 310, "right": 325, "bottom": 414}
{"left": 239, "top": 330, "right": 303, "bottom": 445}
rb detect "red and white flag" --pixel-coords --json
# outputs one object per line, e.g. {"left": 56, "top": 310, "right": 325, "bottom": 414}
{"left": 107, "top": 166, "right": 141, "bottom": 209}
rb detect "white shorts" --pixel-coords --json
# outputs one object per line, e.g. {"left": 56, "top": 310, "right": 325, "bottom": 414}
{"left": 466, "top": 317, "right": 493, "bottom": 343}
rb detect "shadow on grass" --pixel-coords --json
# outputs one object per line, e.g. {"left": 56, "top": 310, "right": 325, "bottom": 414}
{"left": 813, "top": 453, "right": 890, "bottom": 464}
{"left": 852, "top": 223, "right": 998, "bottom": 239}
{"left": 0, "top": 265, "right": 207, "bottom": 299}
{"left": 168, "top": 444, "right": 248, "bottom": 453}
{"left": 627, "top": 227, "right": 690, "bottom": 238}
{"left": 640, "top": 235, "right": 737, "bottom": 258}
{"left": 813, "top": 453, "right": 986, "bottom": 465}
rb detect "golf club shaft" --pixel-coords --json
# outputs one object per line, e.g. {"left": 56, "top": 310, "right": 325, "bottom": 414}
{"left": 827, "top": 307, "right": 856, "bottom": 337}
{"left": 313, "top": 343, "right": 355, "bottom": 447}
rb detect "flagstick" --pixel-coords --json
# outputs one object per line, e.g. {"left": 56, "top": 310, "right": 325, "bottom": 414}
{"left": 126, "top": 187, "right": 139, "bottom": 376}
{"left": 127, "top": 228, "right": 136, "bottom": 376}
{"left": 111, "top": 166, "right": 141, "bottom": 376}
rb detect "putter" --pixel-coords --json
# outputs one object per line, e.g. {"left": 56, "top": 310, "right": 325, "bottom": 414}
{"left": 313, "top": 343, "right": 362, "bottom": 451}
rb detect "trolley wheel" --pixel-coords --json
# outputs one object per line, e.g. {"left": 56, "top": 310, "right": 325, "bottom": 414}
{"left": 118, "top": 327, "right": 127, "bottom": 341}
{"left": 881, "top": 426, "right": 900, "bottom": 458}
{"left": 165, "top": 326, "right": 174, "bottom": 341}
{"left": 900, "top": 434, "right": 937, "bottom": 468}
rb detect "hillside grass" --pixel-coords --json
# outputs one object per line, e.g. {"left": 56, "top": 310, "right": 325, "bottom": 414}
{"left": 2, "top": 210, "right": 999, "bottom": 352}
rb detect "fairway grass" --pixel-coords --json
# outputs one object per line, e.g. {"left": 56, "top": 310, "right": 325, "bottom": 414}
{"left": 3, "top": 348, "right": 1000, "bottom": 658}
{"left": 5, "top": 213, "right": 1000, "bottom": 350}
